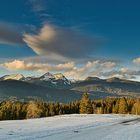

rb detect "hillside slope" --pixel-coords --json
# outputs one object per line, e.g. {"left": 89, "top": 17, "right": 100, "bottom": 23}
{"left": 0, "top": 80, "right": 81, "bottom": 102}
{"left": 0, "top": 74, "right": 140, "bottom": 102}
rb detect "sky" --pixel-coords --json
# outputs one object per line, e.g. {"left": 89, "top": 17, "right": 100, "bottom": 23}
{"left": 0, "top": 0, "right": 140, "bottom": 80}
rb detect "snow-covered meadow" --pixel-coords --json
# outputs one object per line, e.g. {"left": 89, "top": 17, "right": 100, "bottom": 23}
{"left": 0, "top": 114, "right": 140, "bottom": 140}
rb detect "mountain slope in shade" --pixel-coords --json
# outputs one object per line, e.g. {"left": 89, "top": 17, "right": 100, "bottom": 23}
{"left": 85, "top": 77, "right": 101, "bottom": 81}
{"left": 73, "top": 77, "right": 140, "bottom": 97}
{"left": 0, "top": 80, "right": 81, "bottom": 102}
{"left": 0, "top": 74, "right": 140, "bottom": 102}
{"left": 0, "top": 80, "right": 115, "bottom": 102}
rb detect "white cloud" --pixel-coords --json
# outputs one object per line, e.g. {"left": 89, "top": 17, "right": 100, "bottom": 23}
{"left": 101, "top": 67, "right": 140, "bottom": 80}
{"left": 0, "top": 59, "right": 117, "bottom": 80}
{"left": 101, "top": 62, "right": 116, "bottom": 69}
{"left": 133, "top": 57, "right": 140, "bottom": 65}
{"left": 0, "top": 60, "right": 76, "bottom": 73}
{"left": 3, "top": 59, "right": 139, "bottom": 81}
{"left": 1, "top": 60, "right": 25, "bottom": 70}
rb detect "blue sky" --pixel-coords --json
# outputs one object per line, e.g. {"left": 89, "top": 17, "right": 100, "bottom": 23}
{"left": 0, "top": 0, "right": 140, "bottom": 80}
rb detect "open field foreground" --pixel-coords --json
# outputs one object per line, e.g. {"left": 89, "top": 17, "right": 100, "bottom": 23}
{"left": 0, "top": 114, "right": 140, "bottom": 140}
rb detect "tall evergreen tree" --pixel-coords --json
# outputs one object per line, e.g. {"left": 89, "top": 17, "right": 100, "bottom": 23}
{"left": 118, "top": 97, "right": 128, "bottom": 114}
{"left": 80, "top": 93, "right": 93, "bottom": 114}
{"left": 26, "top": 101, "right": 43, "bottom": 119}
{"left": 112, "top": 99, "right": 119, "bottom": 113}
{"left": 131, "top": 99, "right": 140, "bottom": 115}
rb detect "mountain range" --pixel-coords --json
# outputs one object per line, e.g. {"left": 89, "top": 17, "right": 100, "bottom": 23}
{"left": 0, "top": 73, "right": 140, "bottom": 102}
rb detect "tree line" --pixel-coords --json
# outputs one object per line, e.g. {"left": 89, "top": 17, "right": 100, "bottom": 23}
{"left": 0, "top": 94, "right": 140, "bottom": 120}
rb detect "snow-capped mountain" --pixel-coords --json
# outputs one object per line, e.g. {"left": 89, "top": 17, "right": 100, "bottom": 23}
{"left": 1, "top": 74, "right": 140, "bottom": 102}
{"left": 40, "top": 72, "right": 54, "bottom": 81}
{"left": 39, "top": 73, "right": 71, "bottom": 84}
{"left": 36, "top": 72, "right": 71, "bottom": 88}
{"left": 0, "top": 74, "right": 24, "bottom": 81}
{"left": 53, "top": 73, "right": 71, "bottom": 85}
{"left": 53, "top": 73, "right": 66, "bottom": 80}
{"left": 13, "top": 72, "right": 72, "bottom": 89}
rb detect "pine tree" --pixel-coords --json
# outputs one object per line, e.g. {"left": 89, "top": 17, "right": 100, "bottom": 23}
{"left": 26, "top": 101, "right": 42, "bottom": 119}
{"left": 127, "top": 98, "right": 135, "bottom": 113}
{"left": 112, "top": 99, "right": 120, "bottom": 114}
{"left": 49, "top": 103, "right": 56, "bottom": 116}
{"left": 79, "top": 93, "right": 93, "bottom": 114}
{"left": 118, "top": 97, "right": 128, "bottom": 114}
{"left": 131, "top": 99, "right": 140, "bottom": 115}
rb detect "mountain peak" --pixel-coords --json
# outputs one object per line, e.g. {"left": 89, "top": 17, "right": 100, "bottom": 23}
{"left": 106, "top": 77, "right": 121, "bottom": 82}
{"left": 1, "top": 74, "right": 24, "bottom": 81}
{"left": 86, "top": 77, "right": 101, "bottom": 81}
{"left": 53, "top": 73, "right": 71, "bottom": 85}
{"left": 43, "top": 72, "right": 53, "bottom": 76}
{"left": 53, "top": 73, "right": 66, "bottom": 80}
{"left": 40, "top": 72, "right": 54, "bottom": 81}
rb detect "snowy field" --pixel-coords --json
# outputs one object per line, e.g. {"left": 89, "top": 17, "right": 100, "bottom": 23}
{"left": 0, "top": 114, "right": 140, "bottom": 140}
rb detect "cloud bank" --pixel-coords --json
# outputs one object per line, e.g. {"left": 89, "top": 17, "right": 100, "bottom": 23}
{"left": 0, "top": 23, "right": 23, "bottom": 45}
{"left": 1, "top": 59, "right": 140, "bottom": 80}
{"left": 0, "top": 59, "right": 116, "bottom": 79}
{"left": 0, "top": 60, "right": 74, "bottom": 72}
{"left": 23, "top": 24, "right": 102, "bottom": 61}
{"left": 101, "top": 68, "right": 140, "bottom": 80}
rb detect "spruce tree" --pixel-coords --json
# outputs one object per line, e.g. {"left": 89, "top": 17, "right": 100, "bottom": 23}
{"left": 118, "top": 97, "right": 128, "bottom": 114}
{"left": 26, "top": 101, "right": 42, "bottom": 119}
{"left": 80, "top": 93, "right": 93, "bottom": 114}
{"left": 131, "top": 99, "right": 140, "bottom": 115}
{"left": 112, "top": 99, "right": 120, "bottom": 114}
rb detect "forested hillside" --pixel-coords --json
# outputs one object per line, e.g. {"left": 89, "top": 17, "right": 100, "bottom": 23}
{"left": 0, "top": 94, "right": 140, "bottom": 120}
